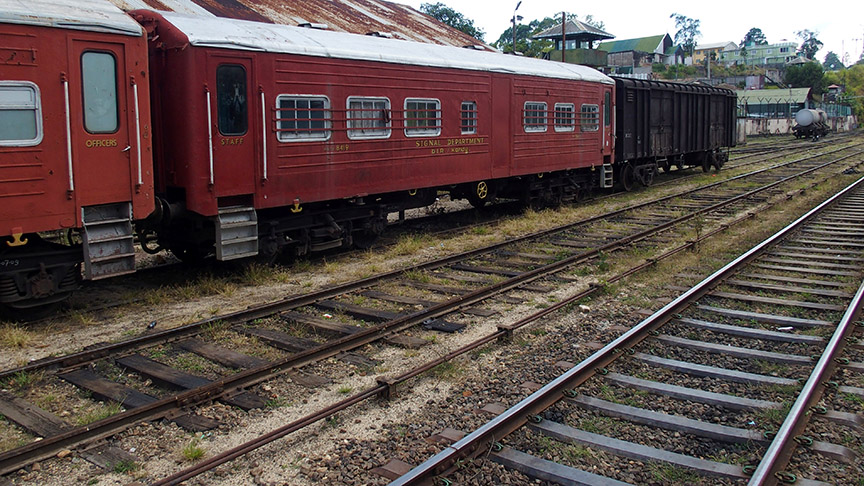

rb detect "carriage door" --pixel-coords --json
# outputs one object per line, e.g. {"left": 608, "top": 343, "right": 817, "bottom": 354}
{"left": 206, "top": 56, "right": 259, "bottom": 261}
{"left": 602, "top": 87, "right": 613, "bottom": 157}
{"left": 207, "top": 56, "right": 256, "bottom": 198}
{"left": 69, "top": 41, "right": 134, "bottom": 206}
{"left": 69, "top": 41, "right": 138, "bottom": 279}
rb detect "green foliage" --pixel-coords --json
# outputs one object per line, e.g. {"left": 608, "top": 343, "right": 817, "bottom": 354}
{"left": 796, "top": 29, "right": 823, "bottom": 60}
{"left": 670, "top": 13, "right": 701, "bottom": 56}
{"left": 420, "top": 3, "right": 484, "bottom": 41}
{"left": 823, "top": 51, "right": 844, "bottom": 70}
{"left": 741, "top": 27, "right": 768, "bottom": 46}
{"left": 182, "top": 439, "right": 206, "bottom": 461}
{"left": 112, "top": 460, "right": 139, "bottom": 474}
{"left": 825, "top": 65, "right": 864, "bottom": 118}
{"left": 492, "top": 13, "right": 605, "bottom": 57}
{"left": 784, "top": 62, "right": 826, "bottom": 94}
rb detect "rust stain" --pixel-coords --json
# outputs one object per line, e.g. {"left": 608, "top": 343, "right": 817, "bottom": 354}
{"left": 107, "top": 0, "right": 492, "bottom": 50}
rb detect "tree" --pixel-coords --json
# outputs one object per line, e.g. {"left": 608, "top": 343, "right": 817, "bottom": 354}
{"left": 420, "top": 3, "right": 484, "bottom": 41}
{"left": 741, "top": 27, "right": 767, "bottom": 46}
{"left": 784, "top": 62, "right": 826, "bottom": 94}
{"left": 670, "top": 13, "right": 701, "bottom": 57}
{"left": 823, "top": 51, "right": 844, "bottom": 70}
{"left": 492, "top": 13, "right": 605, "bottom": 57}
{"left": 795, "top": 29, "right": 823, "bottom": 60}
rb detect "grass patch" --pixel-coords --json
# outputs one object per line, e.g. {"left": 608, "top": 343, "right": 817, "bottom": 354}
{"left": 0, "top": 324, "right": 34, "bottom": 348}
{"left": 3, "top": 371, "right": 43, "bottom": 391}
{"left": 431, "top": 361, "right": 463, "bottom": 380}
{"left": 182, "top": 439, "right": 206, "bottom": 462}
{"left": 76, "top": 401, "right": 123, "bottom": 426}
{"left": 337, "top": 386, "right": 353, "bottom": 394}
{"left": 391, "top": 234, "right": 433, "bottom": 256}
{"left": 647, "top": 462, "right": 702, "bottom": 482}
{"left": 112, "top": 459, "right": 139, "bottom": 474}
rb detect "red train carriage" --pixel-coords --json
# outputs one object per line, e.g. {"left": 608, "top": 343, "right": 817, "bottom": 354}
{"left": 0, "top": 0, "right": 154, "bottom": 313}
{"left": 131, "top": 11, "right": 614, "bottom": 262}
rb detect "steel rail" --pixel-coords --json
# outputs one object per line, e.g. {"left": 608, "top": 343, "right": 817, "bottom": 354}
{"left": 0, "top": 145, "right": 858, "bottom": 475}
{"left": 390, "top": 175, "right": 864, "bottom": 486}
{"left": 747, "top": 269, "right": 864, "bottom": 484}
{"left": 148, "top": 162, "right": 864, "bottom": 486}
{"left": 4, "top": 142, "right": 856, "bottom": 383}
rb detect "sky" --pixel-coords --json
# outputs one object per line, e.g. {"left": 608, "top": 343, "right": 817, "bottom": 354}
{"left": 395, "top": 0, "right": 864, "bottom": 66}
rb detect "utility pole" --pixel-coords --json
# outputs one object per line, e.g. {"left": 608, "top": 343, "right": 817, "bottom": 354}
{"left": 561, "top": 11, "right": 566, "bottom": 63}
{"left": 511, "top": 1, "right": 522, "bottom": 54}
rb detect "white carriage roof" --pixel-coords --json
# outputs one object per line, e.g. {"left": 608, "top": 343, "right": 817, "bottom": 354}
{"left": 157, "top": 11, "right": 614, "bottom": 85}
{"left": 0, "top": 0, "right": 142, "bottom": 36}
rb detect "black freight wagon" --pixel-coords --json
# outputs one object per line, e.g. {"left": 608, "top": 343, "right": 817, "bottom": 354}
{"left": 612, "top": 77, "right": 738, "bottom": 190}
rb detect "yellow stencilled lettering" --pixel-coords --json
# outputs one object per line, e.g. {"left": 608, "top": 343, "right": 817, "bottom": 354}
{"left": 334, "top": 144, "right": 350, "bottom": 152}
{"left": 449, "top": 147, "right": 469, "bottom": 154}
{"left": 431, "top": 148, "right": 445, "bottom": 155}
{"left": 446, "top": 137, "right": 486, "bottom": 147}
{"left": 220, "top": 137, "right": 245, "bottom": 146}
{"left": 85, "top": 139, "right": 119, "bottom": 148}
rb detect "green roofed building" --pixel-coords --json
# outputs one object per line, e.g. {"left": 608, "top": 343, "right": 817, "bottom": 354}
{"left": 597, "top": 34, "right": 683, "bottom": 75}
{"left": 736, "top": 87, "right": 814, "bottom": 118}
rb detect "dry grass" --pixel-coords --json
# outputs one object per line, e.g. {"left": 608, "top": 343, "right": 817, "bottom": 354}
{"left": 0, "top": 324, "right": 34, "bottom": 348}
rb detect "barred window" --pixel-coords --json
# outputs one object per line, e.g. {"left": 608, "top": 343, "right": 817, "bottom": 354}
{"left": 554, "top": 103, "right": 575, "bottom": 132}
{"left": 0, "top": 82, "right": 42, "bottom": 146}
{"left": 580, "top": 104, "right": 599, "bottom": 132}
{"left": 404, "top": 98, "right": 441, "bottom": 136}
{"left": 523, "top": 102, "right": 547, "bottom": 132}
{"left": 276, "top": 95, "right": 331, "bottom": 141}
{"left": 347, "top": 97, "right": 391, "bottom": 139}
{"left": 461, "top": 101, "right": 477, "bottom": 134}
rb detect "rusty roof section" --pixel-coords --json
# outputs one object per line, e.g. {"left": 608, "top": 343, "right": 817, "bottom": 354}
{"left": 107, "top": 0, "right": 493, "bottom": 49}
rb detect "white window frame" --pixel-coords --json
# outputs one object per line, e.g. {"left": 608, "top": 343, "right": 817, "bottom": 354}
{"left": 523, "top": 101, "right": 547, "bottom": 133}
{"left": 460, "top": 101, "right": 477, "bottom": 135}
{"left": 580, "top": 103, "right": 600, "bottom": 132}
{"left": 0, "top": 81, "right": 43, "bottom": 147}
{"left": 275, "top": 94, "right": 331, "bottom": 142}
{"left": 403, "top": 98, "right": 441, "bottom": 137}
{"left": 347, "top": 96, "right": 391, "bottom": 140}
{"left": 553, "top": 103, "right": 575, "bottom": 132}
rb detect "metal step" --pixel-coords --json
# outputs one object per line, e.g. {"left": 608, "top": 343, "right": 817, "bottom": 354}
{"left": 600, "top": 163, "right": 614, "bottom": 188}
{"left": 81, "top": 203, "right": 135, "bottom": 280}
{"left": 215, "top": 206, "right": 258, "bottom": 261}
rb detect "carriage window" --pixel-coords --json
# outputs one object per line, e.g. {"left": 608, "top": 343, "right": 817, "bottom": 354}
{"left": 604, "top": 92, "right": 611, "bottom": 126}
{"left": 347, "top": 97, "right": 391, "bottom": 139}
{"left": 217, "top": 64, "right": 248, "bottom": 136}
{"left": 580, "top": 104, "right": 599, "bottom": 132}
{"left": 554, "top": 103, "right": 575, "bottom": 132}
{"left": 0, "top": 82, "right": 42, "bottom": 146}
{"left": 404, "top": 99, "right": 441, "bottom": 137}
{"left": 81, "top": 52, "right": 118, "bottom": 133}
{"left": 276, "top": 95, "right": 331, "bottom": 141}
{"left": 461, "top": 101, "right": 477, "bottom": 134}
{"left": 524, "top": 102, "right": 547, "bottom": 132}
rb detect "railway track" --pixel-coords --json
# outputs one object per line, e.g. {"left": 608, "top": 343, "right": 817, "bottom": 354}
{"left": 391, "top": 176, "right": 864, "bottom": 486}
{"left": 0, "top": 135, "right": 862, "bottom": 482}
{"left": 40, "top": 134, "right": 852, "bottom": 322}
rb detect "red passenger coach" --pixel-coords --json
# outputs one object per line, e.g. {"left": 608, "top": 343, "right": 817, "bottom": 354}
{"left": 0, "top": 0, "right": 154, "bottom": 313}
{"left": 132, "top": 11, "right": 614, "bottom": 262}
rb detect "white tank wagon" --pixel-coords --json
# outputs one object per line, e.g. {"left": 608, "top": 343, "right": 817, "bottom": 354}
{"left": 792, "top": 109, "right": 829, "bottom": 140}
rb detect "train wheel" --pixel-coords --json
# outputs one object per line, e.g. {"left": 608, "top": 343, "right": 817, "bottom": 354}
{"left": 620, "top": 164, "right": 635, "bottom": 192}
{"left": 467, "top": 181, "right": 493, "bottom": 208}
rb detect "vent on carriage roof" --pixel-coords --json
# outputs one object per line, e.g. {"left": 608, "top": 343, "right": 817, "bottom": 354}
{"left": 366, "top": 31, "right": 393, "bottom": 38}
{"left": 298, "top": 22, "right": 328, "bottom": 30}
{"left": 463, "top": 45, "right": 485, "bottom": 50}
